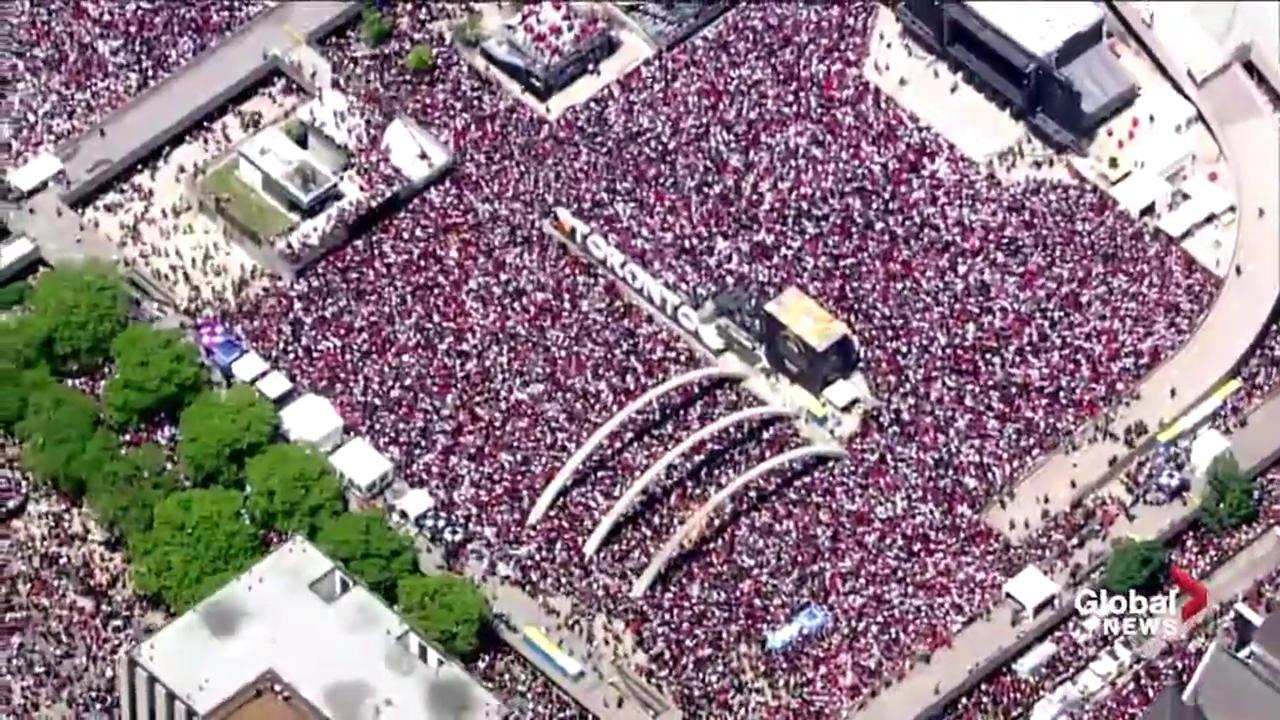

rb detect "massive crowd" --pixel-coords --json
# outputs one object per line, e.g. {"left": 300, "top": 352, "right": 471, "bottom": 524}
{"left": 6, "top": 0, "right": 266, "bottom": 165}
{"left": 229, "top": 3, "right": 1225, "bottom": 716}
{"left": 8, "top": 1, "right": 1275, "bottom": 718}
{"left": 4, "top": 438, "right": 165, "bottom": 719}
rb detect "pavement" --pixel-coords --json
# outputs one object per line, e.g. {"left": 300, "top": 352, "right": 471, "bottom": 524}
{"left": 56, "top": 1, "right": 359, "bottom": 204}
{"left": 1231, "top": 392, "right": 1280, "bottom": 476}
{"left": 987, "top": 3, "right": 1280, "bottom": 542}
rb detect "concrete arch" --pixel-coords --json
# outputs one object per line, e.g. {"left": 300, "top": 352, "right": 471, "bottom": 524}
{"left": 582, "top": 405, "right": 796, "bottom": 558}
{"left": 527, "top": 366, "right": 750, "bottom": 526}
{"left": 630, "top": 444, "right": 848, "bottom": 598}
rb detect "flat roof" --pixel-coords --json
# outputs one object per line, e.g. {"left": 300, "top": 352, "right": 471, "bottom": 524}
{"left": 131, "top": 538, "right": 502, "bottom": 719}
{"left": 239, "top": 127, "right": 337, "bottom": 206}
{"left": 764, "top": 286, "right": 851, "bottom": 351}
{"left": 965, "top": 1, "right": 1103, "bottom": 59}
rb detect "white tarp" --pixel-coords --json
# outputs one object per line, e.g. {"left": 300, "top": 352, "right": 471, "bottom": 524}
{"left": 1111, "top": 171, "right": 1172, "bottom": 217}
{"left": 7, "top": 151, "right": 63, "bottom": 195}
{"left": 329, "top": 436, "right": 394, "bottom": 496}
{"left": 1014, "top": 641, "right": 1059, "bottom": 679}
{"left": 254, "top": 370, "right": 294, "bottom": 402}
{"left": 393, "top": 488, "right": 435, "bottom": 525}
{"left": 381, "top": 118, "right": 451, "bottom": 183}
{"left": 230, "top": 351, "right": 270, "bottom": 383}
{"left": 1005, "top": 565, "right": 1061, "bottom": 615}
{"left": 280, "top": 393, "right": 344, "bottom": 452}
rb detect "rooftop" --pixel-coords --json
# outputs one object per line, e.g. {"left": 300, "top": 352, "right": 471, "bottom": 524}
{"left": 131, "top": 537, "right": 502, "bottom": 720}
{"left": 964, "top": 0, "right": 1104, "bottom": 59}
{"left": 504, "top": 2, "right": 610, "bottom": 69}
{"left": 764, "top": 286, "right": 852, "bottom": 352}
{"left": 239, "top": 126, "right": 338, "bottom": 208}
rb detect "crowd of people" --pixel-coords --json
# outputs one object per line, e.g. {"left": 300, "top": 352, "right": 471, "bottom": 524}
{"left": 7, "top": 1, "right": 1273, "bottom": 717}
{"left": 228, "top": 3, "right": 1225, "bottom": 716}
{"left": 4, "top": 438, "right": 165, "bottom": 718}
{"left": 6, "top": 0, "right": 266, "bottom": 165}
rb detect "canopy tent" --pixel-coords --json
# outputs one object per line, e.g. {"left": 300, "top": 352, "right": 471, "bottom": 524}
{"left": 1190, "top": 428, "right": 1233, "bottom": 479}
{"left": 280, "top": 393, "right": 344, "bottom": 452}
{"left": 392, "top": 488, "right": 435, "bottom": 526}
{"left": 230, "top": 351, "right": 270, "bottom": 384}
{"left": 7, "top": 151, "right": 63, "bottom": 196}
{"left": 1014, "top": 641, "right": 1060, "bottom": 679}
{"left": 254, "top": 370, "right": 295, "bottom": 403}
{"left": 1004, "top": 565, "right": 1061, "bottom": 616}
{"left": 329, "top": 436, "right": 394, "bottom": 497}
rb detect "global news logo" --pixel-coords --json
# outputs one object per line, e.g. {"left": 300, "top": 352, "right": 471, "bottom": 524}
{"left": 1074, "top": 565, "right": 1208, "bottom": 640}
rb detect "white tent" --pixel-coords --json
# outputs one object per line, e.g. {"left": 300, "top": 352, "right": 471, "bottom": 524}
{"left": 254, "top": 370, "right": 295, "bottom": 403}
{"left": 230, "top": 351, "right": 270, "bottom": 383}
{"left": 1088, "top": 653, "right": 1121, "bottom": 681}
{"left": 381, "top": 118, "right": 451, "bottom": 183}
{"left": 393, "top": 488, "right": 435, "bottom": 526}
{"left": 329, "top": 436, "right": 394, "bottom": 497}
{"left": 1004, "top": 565, "right": 1061, "bottom": 616}
{"left": 7, "top": 151, "right": 63, "bottom": 196}
{"left": 1014, "top": 641, "right": 1059, "bottom": 679}
{"left": 1190, "top": 428, "right": 1232, "bottom": 479}
{"left": 280, "top": 393, "right": 344, "bottom": 452}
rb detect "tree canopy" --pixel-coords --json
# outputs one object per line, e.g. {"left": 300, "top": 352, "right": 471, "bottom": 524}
{"left": 452, "top": 14, "right": 484, "bottom": 48}
{"left": 104, "top": 324, "right": 207, "bottom": 427}
{"left": 0, "top": 313, "right": 50, "bottom": 371}
{"left": 397, "top": 573, "right": 491, "bottom": 659}
{"left": 1201, "top": 452, "right": 1258, "bottom": 531}
{"left": 178, "top": 385, "right": 278, "bottom": 488}
{"left": 17, "top": 383, "right": 108, "bottom": 497}
{"left": 245, "top": 443, "right": 345, "bottom": 536}
{"left": 85, "top": 443, "right": 178, "bottom": 545}
{"left": 27, "top": 262, "right": 129, "bottom": 371}
{"left": 0, "top": 280, "right": 30, "bottom": 309}
{"left": 131, "top": 488, "right": 262, "bottom": 612}
{"left": 405, "top": 45, "right": 436, "bottom": 73}
{"left": 0, "top": 363, "right": 53, "bottom": 433}
{"left": 361, "top": 7, "right": 394, "bottom": 47}
{"left": 316, "top": 510, "right": 417, "bottom": 600}
{"left": 1103, "top": 538, "right": 1168, "bottom": 596}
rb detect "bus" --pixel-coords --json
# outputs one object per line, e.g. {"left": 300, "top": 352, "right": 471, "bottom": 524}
{"left": 521, "top": 626, "right": 585, "bottom": 681}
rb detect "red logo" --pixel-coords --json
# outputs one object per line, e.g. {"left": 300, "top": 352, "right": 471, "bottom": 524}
{"left": 1170, "top": 565, "right": 1208, "bottom": 621}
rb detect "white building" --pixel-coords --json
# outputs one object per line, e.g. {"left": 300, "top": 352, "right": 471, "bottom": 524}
{"left": 118, "top": 537, "right": 503, "bottom": 720}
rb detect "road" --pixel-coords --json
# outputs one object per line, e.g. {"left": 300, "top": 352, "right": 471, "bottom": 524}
{"left": 987, "top": 2, "right": 1280, "bottom": 541}
{"left": 56, "top": 1, "right": 359, "bottom": 205}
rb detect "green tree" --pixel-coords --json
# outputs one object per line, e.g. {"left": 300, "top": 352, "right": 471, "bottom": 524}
{"left": 178, "top": 386, "right": 278, "bottom": 488}
{"left": 245, "top": 444, "right": 345, "bottom": 536}
{"left": 0, "top": 363, "right": 54, "bottom": 433}
{"left": 361, "top": 7, "right": 394, "bottom": 47}
{"left": 17, "top": 383, "right": 108, "bottom": 497}
{"left": 85, "top": 443, "right": 179, "bottom": 545}
{"left": 1103, "top": 538, "right": 1169, "bottom": 596}
{"left": 28, "top": 262, "right": 129, "bottom": 372}
{"left": 397, "top": 573, "right": 491, "bottom": 659}
{"left": 316, "top": 510, "right": 416, "bottom": 600}
{"left": 104, "top": 324, "right": 206, "bottom": 426}
{"left": 0, "top": 280, "right": 30, "bottom": 309}
{"left": 405, "top": 45, "right": 436, "bottom": 73}
{"left": 0, "top": 313, "right": 49, "bottom": 370}
{"left": 131, "top": 488, "right": 262, "bottom": 612}
{"left": 452, "top": 13, "right": 485, "bottom": 48}
{"left": 1201, "top": 453, "right": 1258, "bottom": 531}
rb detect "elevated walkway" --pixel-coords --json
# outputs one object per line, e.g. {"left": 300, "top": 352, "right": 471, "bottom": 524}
{"left": 1233, "top": 393, "right": 1280, "bottom": 477}
{"left": 56, "top": 1, "right": 360, "bottom": 207}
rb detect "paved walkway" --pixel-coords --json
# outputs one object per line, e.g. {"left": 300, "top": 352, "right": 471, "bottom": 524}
{"left": 57, "top": 1, "right": 359, "bottom": 205}
{"left": 1232, "top": 392, "right": 1280, "bottom": 476}
{"left": 987, "top": 3, "right": 1280, "bottom": 541}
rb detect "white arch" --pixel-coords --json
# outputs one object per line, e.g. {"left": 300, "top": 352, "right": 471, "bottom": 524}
{"left": 582, "top": 405, "right": 796, "bottom": 558}
{"left": 630, "top": 444, "right": 848, "bottom": 598}
{"left": 527, "top": 366, "right": 749, "bottom": 526}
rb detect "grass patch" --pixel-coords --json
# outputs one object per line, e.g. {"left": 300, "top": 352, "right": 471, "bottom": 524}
{"left": 0, "top": 280, "right": 31, "bottom": 309}
{"left": 202, "top": 164, "right": 296, "bottom": 241}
